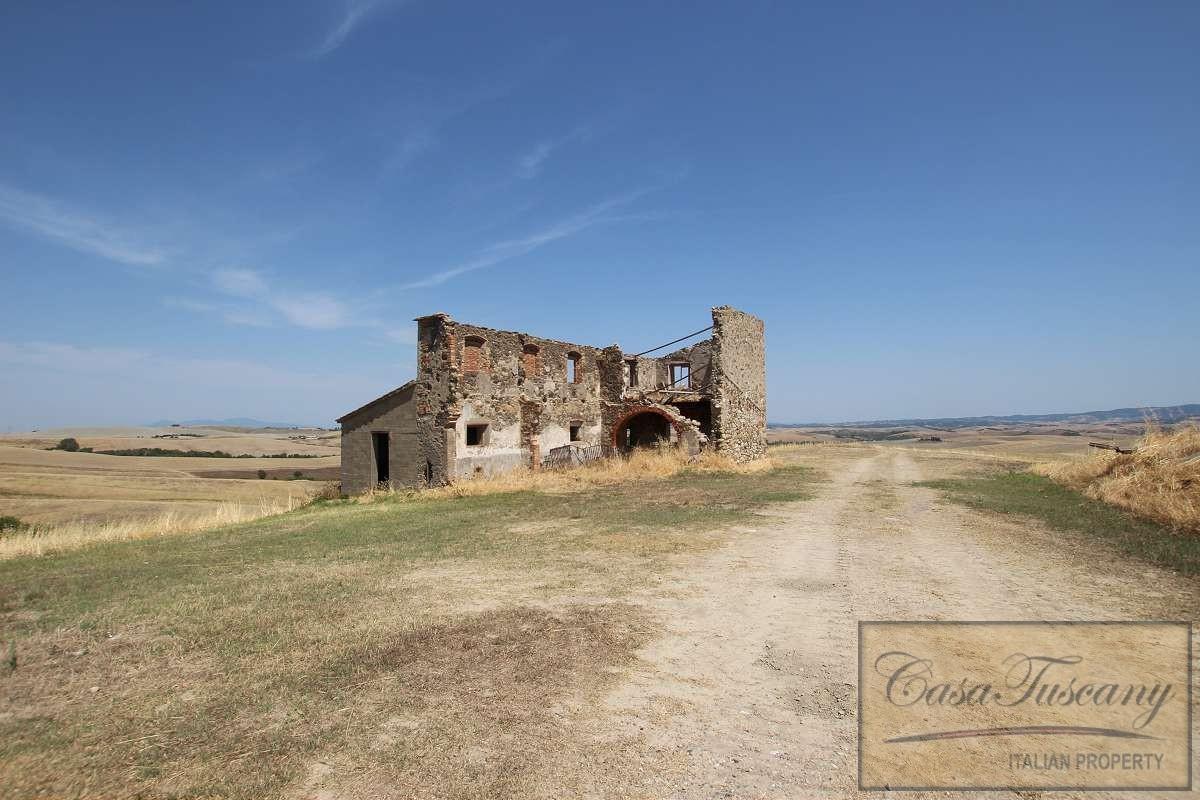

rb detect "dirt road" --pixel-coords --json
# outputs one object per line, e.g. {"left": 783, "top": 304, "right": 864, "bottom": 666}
{"left": 599, "top": 446, "right": 1197, "bottom": 799}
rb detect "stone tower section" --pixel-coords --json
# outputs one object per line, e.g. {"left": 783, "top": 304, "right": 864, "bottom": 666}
{"left": 710, "top": 306, "right": 767, "bottom": 462}
{"left": 415, "top": 313, "right": 458, "bottom": 487}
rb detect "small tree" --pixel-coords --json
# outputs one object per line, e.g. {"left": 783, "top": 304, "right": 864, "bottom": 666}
{"left": 257, "top": 469, "right": 267, "bottom": 479}
{"left": 293, "top": 470, "right": 302, "bottom": 479}
{"left": 56, "top": 438, "right": 80, "bottom": 452}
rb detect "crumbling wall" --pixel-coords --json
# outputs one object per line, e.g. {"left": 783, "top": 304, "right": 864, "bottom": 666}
{"left": 342, "top": 306, "right": 765, "bottom": 492}
{"left": 442, "top": 322, "right": 605, "bottom": 480}
{"left": 658, "top": 340, "right": 713, "bottom": 392}
{"left": 415, "top": 314, "right": 457, "bottom": 486}
{"left": 710, "top": 306, "right": 767, "bottom": 461}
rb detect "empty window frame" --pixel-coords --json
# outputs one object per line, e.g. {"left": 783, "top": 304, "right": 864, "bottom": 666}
{"left": 463, "top": 336, "right": 486, "bottom": 373}
{"left": 569, "top": 422, "right": 582, "bottom": 442}
{"left": 624, "top": 359, "right": 638, "bottom": 388}
{"left": 566, "top": 352, "right": 581, "bottom": 384}
{"left": 669, "top": 362, "right": 691, "bottom": 389}
{"left": 466, "top": 423, "right": 488, "bottom": 446}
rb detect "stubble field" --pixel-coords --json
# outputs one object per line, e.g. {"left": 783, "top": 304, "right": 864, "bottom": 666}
{"left": 0, "top": 426, "right": 338, "bottom": 551}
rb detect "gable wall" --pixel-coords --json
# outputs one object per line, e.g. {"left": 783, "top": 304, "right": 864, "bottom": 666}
{"left": 339, "top": 383, "right": 419, "bottom": 493}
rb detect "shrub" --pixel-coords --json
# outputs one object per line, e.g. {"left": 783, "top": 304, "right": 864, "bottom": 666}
{"left": 257, "top": 470, "right": 267, "bottom": 479}
{"left": 293, "top": 471, "right": 302, "bottom": 479}
{"left": 0, "top": 516, "right": 30, "bottom": 536}
{"left": 55, "top": 438, "right": 80, "bottom": 452}
{"left": 0, "top": 515, "right": 28, "bottom": 534}
{"left": 312, "top": 482, "right": 343, "bottom": 501}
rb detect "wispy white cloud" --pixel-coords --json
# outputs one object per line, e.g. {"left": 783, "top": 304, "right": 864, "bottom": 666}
{"left": 514, "top": 125, "right": 592, "bottom": 179}
{"left": 249, "top": 148, "right": 320, "bottom": 184}
{"left": 207, "top": 268, "right": 349, "bottom": 331}
{"left": 0, "top": 183, "right": 168, "bottom": 266}
{"left": 191, "top": 270, "right": 411, "bottom": 344}
{"left": 515, "top": 142, "right": 555, "bottom": 179}
{"left": 377, "top": 75, "right": 527, "bottom": 176}
{"left": 308, "top": 0, "right": 404, "bottom": 58}
{"left": 400, "top": 187, "right": 651, "bottom": 289}
{"left": 382, "top": 127, "right": 438, "bottom": 173}
{"left": 163, "top": 297, "right": 273, "bottom": 328}
{"left": 271, "top": 293, "right": 349, "bottom": 330}
{"left": 212, "top": 267, "right": 269, "bottom": 298}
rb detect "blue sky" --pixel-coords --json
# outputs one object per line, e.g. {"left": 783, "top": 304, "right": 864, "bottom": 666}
{"left": 1, "top": 1, "right": 1197, "bottom": 428}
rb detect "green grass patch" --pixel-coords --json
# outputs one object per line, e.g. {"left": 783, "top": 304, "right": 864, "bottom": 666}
{"left": 918, "top": 471, "right": 1200, "bottom": 576}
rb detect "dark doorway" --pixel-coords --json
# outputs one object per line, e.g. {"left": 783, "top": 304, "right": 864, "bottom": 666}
{"left": 616, "top": 411, "right": 673, "bottom": 452}
{"left": 372, "top": 432, "right": 389, "bottom": 485}
{"left": 671, "top": 400, "right": 712, "bottom": 437}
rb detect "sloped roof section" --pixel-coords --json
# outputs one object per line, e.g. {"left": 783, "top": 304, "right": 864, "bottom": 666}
{"left": 336, "top": 380, "right": 417, "bottom": 424}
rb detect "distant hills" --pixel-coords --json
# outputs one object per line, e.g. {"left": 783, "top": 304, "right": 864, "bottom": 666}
{"left": 773, "top": 404, "right": 1200, "bottom": 430}
{"left": 149, "top": 418, "right": 326, "bottom": 429}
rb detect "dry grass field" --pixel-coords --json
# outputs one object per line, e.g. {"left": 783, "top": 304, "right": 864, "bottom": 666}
{"left": 2, "top": 442, "right": 1195, "bottom": 798}
{"left": 0, "top": 426, "right": 338, "bottom": 557}
{"left": 768, "top": 420, "right": 1144, "bottom": 461}
{"left": 2, "top": 424, "right": 1197, "bottom": 797}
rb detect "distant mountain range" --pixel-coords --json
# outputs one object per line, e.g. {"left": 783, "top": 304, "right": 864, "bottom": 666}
{"left": 149, "top": 418, "right": 327, "bottom": 429}
{"left": 773, "top": 404, "right": 1200, "bottom": 430}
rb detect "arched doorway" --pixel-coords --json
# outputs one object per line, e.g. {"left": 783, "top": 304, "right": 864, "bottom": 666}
{"left": 612, "top": 407, "right": 680, "bottom": 453}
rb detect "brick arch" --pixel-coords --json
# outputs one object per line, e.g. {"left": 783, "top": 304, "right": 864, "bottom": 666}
{"left": 610, "top": 406, "right": 686, "bottom": 450}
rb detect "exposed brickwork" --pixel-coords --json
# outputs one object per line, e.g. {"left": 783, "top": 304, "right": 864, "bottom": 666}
{"left": 462, "top": 335, "right": 487, "bottom": 374}
{"left": 521, "top": 344, "right": 540, "bottom": 379}
{"left": 338, "top": 307, "right": 766, "bottom": 491}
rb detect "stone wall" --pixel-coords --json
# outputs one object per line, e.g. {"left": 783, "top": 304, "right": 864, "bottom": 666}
{"left": 436, "top": 320, "right": 605, "bottom": 481}
{"left": 710, "top": 306, "right": 767, "bottom": 462}
{"left": 415, "top": 314, "right": 457, "bottom": 487}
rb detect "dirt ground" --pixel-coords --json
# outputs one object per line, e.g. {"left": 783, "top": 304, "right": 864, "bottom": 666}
{"left": 550, "top": 445, "right": 1198, "bottom": 798}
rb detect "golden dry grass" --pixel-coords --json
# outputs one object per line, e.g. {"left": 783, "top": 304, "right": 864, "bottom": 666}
{"left": 1034, "top": 424, "right": 1200, "bottom": 533}
{"left": 0, "top": 443, "right": 335, "bottom": 527}
{"left": 0, "top": 425, "right": 340, "bottom": 458}
{"left": 0, "top": 495, "right": 307, "bottom": 560}
{"left": 359, "top": 447, "right": 776, "bottom": 504}
{"left": 0, "top": 448, "right": 778, "bottom": 560}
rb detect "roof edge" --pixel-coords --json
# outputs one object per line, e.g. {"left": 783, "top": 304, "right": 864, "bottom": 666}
{"left": 335, "top": 379, "right": 417, "bottom": 424}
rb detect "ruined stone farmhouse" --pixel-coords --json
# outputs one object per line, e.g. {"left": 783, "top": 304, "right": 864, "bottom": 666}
{"left": 337, "top": 306, "right": 765, "bottom": 493}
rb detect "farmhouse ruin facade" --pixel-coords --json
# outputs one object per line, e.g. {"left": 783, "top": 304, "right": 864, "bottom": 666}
{"left": 337, "top": 306, "right": 766, "bottom": 493}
